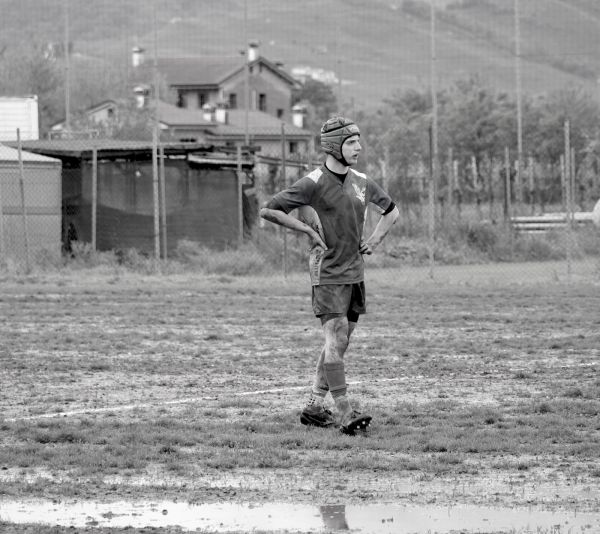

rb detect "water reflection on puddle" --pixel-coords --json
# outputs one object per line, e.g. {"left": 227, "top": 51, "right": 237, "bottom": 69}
{"left": 1, "top": 499, "right": 599, "bottom": 533}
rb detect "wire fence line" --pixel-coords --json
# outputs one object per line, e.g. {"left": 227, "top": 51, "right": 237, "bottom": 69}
{"left": 1, "top": 123, "right": 599, "bottom": 283}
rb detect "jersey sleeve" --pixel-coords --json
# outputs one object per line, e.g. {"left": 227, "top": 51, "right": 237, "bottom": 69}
{"left": 366, "top": 178, "right": 394, "bottom": 215}
{"left": 264, "top": 176, "right": 316, "bottom": 214}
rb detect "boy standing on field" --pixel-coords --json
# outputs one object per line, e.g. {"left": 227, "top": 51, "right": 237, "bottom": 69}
{"left": 260, "top": 117, "right": 399, "bottom": 435}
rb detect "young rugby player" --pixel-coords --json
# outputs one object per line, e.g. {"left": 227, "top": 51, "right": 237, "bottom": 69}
{"left": 260, "top": 117, "right": 399, "bottom": 435}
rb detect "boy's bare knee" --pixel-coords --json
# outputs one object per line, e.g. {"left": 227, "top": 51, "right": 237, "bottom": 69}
{"left": 323, "top": 316, "right": 349, "bottom": 363}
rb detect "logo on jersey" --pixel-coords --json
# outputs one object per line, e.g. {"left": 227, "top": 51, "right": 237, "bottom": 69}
{"left": 352, "top": 183, "right": 366, "bottom": 205}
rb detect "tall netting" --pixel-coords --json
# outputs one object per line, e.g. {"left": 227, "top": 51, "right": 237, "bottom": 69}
{"left": 0, "top": 0, "right": 599, "bottom": 280}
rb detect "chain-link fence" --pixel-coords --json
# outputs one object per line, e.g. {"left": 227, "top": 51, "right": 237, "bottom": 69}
{"left": 0, "top": 0, "right": 599, "bottom": 281}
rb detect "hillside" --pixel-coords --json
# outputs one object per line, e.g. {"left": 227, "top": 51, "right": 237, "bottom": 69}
{"left": 1, "top": 0, "right": 600, "bottom": 110}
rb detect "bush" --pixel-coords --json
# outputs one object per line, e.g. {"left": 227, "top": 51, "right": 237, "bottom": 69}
{"left": 512, "top": 233, "right": 565, "bottom": 261}
{"left": 69, "top": 242, "right": 119, "bottom": 267}
{"left": 174, "top": 239, "right": 270, "bottom": 276}
{"left": 382, "top": 217, "right": 599, "bottom": 265}
{"left": 465, "top": 222, "right": 498, "bottom": 255}
{"left": 0, "top": 248, "right": 64, "bottom": 275}
{"left": 576, "top": 227, "right": 600, "bottom": 256}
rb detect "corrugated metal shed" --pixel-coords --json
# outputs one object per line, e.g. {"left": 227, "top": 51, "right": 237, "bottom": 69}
{"left": 0, "top": 143, "right": 62, "bottom": 261}
{"left": 0, "top": 143, "right": 60, "bottom": 165}
{"left": 6, "top": 140, "right": 256, "bottom": 253}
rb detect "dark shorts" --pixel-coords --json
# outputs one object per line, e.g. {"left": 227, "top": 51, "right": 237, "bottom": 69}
{"left": 312, "top": 282, "right": 366, "bottom": 324}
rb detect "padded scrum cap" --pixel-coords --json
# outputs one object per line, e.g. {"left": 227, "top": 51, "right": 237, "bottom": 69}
{"left": 320, "top": 117, "right": 360, "bottom": 161}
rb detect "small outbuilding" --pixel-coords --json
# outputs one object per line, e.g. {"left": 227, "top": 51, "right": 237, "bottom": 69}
{"left": 0, "top": 143, "right": 62, "bottom": 260}
{"left": 13, "top": 139, "right": 255, "bottom": 255}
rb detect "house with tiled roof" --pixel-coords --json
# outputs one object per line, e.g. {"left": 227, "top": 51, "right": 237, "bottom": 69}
{"left": 134, "top": 42, "right": 313, "bottom": 157}
{"left": 148, "top": 42, "right": 300, "bottom": 123}
{"left": 52, "top": 43, "right": 313, "bottom": 158}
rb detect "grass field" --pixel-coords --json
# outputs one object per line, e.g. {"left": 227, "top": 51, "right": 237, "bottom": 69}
{"left": 0, "top": 263, "right": 599, "bottom": 533}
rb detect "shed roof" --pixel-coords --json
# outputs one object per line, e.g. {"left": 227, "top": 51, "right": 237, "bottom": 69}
{"left": 0, "top": 143, "right": 61, "bottom": 165}
{"left": 8, "top": 139, "right": 214, "bottom": 160}
{"left": 5, "top": 139, "right": 254, "bottom": 167}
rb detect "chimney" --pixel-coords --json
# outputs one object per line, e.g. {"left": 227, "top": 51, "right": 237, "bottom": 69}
{"left": 215, "top": 101, "right": 229, "bottom": 124}
{"left": 133, "top": 85, "right": 149, "bottom": 108}
{"left": 247, "top": 40, "right": 259, "bottom": 62}
{"left": 202, "top": 103, "right": 216, "bottom": 122}
{"left": 132, "top": 46, "right": 145, "bottom": 68}
{"left": 292, "top": 104, "right": 307, "bottom": 129}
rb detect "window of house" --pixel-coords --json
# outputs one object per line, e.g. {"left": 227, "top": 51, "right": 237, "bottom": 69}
{"left": 107, "top": 107, "right": 115, "bottom": 118}
{"left": 177, "top": 91, "right": 184, "bottom": 108}
{"left": 289, "top": 141, "right": 298, "bottom": 154}
{"left": 229, "top": 93, "right": 237, "bottom": 109}
{"left": 277, "top": 109, "right": 284, "bottom": 118}
{"left": 258, "top": 93, "right": 267, "bottom": 112}
{"left": 198, "top": 92, "right": 207, "bottom": 108}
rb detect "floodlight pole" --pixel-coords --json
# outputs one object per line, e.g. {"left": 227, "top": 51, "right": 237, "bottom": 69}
{"left": 244, "top": 0, "right": 249, "bottom": 147}
{"left": 64, "top": 0, "right": 71, "bottom": 135}
{"left": 514, "top": 0, "right": 524, "bottom": 208}
{"left": 336, "top": 24, "right": 342, "bottom": 109}
{"left": 428, "top": 0, "right": 439, "bottom": 280}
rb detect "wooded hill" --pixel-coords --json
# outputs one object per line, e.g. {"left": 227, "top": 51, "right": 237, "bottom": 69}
{"left": 1, "top": 0, "right": 600, "bottom": 110}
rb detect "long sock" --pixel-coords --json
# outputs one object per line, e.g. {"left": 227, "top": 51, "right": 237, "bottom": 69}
{"left": 333, "top": 395, "right": 353, "bottom": 425}
{"left": 306, "top": 387, "right": 327, "bottom": 409}
{"left": 323, "top": 362, "right": 352, "bottom": 421}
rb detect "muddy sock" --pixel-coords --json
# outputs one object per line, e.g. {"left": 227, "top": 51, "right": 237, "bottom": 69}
{"left": 333, "top": 395, "right": 353, "bottom": 425}
{"left": 306, "top": 388, "right": 327, "bottom": 409}
{"left": 324, "top": 362, "right": 352, "bottom": 422}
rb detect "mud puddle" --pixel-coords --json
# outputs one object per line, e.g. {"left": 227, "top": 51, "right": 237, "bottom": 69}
{"left": 1, "top": 499, "right": 599, "bottom": 533}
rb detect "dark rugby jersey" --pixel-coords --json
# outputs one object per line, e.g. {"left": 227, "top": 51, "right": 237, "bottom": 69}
{"left": 266, "top": 165, "right": 393, "bottom": 285}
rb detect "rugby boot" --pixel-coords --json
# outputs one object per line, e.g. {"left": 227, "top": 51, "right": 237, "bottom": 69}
{"left": 340, "top": 410, "right": 372, "bottom": 435}
{"left": 300, "top": 405, "right": 336, "bottom": 427}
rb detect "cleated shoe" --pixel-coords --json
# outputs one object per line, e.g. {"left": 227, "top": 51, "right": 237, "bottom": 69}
{"left": 340, "top": 411, "right": 372, "bottom": 436}
{"left": 300, "top": 406, "right": 336, "bottom": 428}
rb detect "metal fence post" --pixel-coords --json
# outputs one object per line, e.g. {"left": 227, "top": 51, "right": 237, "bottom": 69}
{"left": 16, "top": 129, "right": 30, "bottom": 272}
{"left": 159, "top": 143, "right": 167, "bottom": 259}
{"left": 91, "top": 146, "right": 97, "bottom": 251}
{"left": 503, "top": 147, "right": 511, "bottom": 224}
{"left": 0, "top": 167, "right": 4, "bottom": 257}
{"left": 563, "top": 120, "right": 572, "bottom": 278}
{"left": 281, "top": 123, "right": 288, "bottom": 278}
{"left": 152, "top": 127, "right": 160, "bottom": 262}
{"left": 236, "top": 145, "right": 244, "bottom": 248}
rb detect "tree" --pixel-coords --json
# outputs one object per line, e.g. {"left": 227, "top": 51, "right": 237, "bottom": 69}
{"left": 0, "top": 44, "right": 63, "bottom": 133}
{"left": 529, "top": 86, "right": 600, "bottom": 164}
{"left": 292, "top": 78, "right": 338, "bottom": 131}
{"left": 442, "top": 76, "right": 516, "bottom": 162}
{"left": 359, "top": 90, "right": 433, "bottom": 206}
